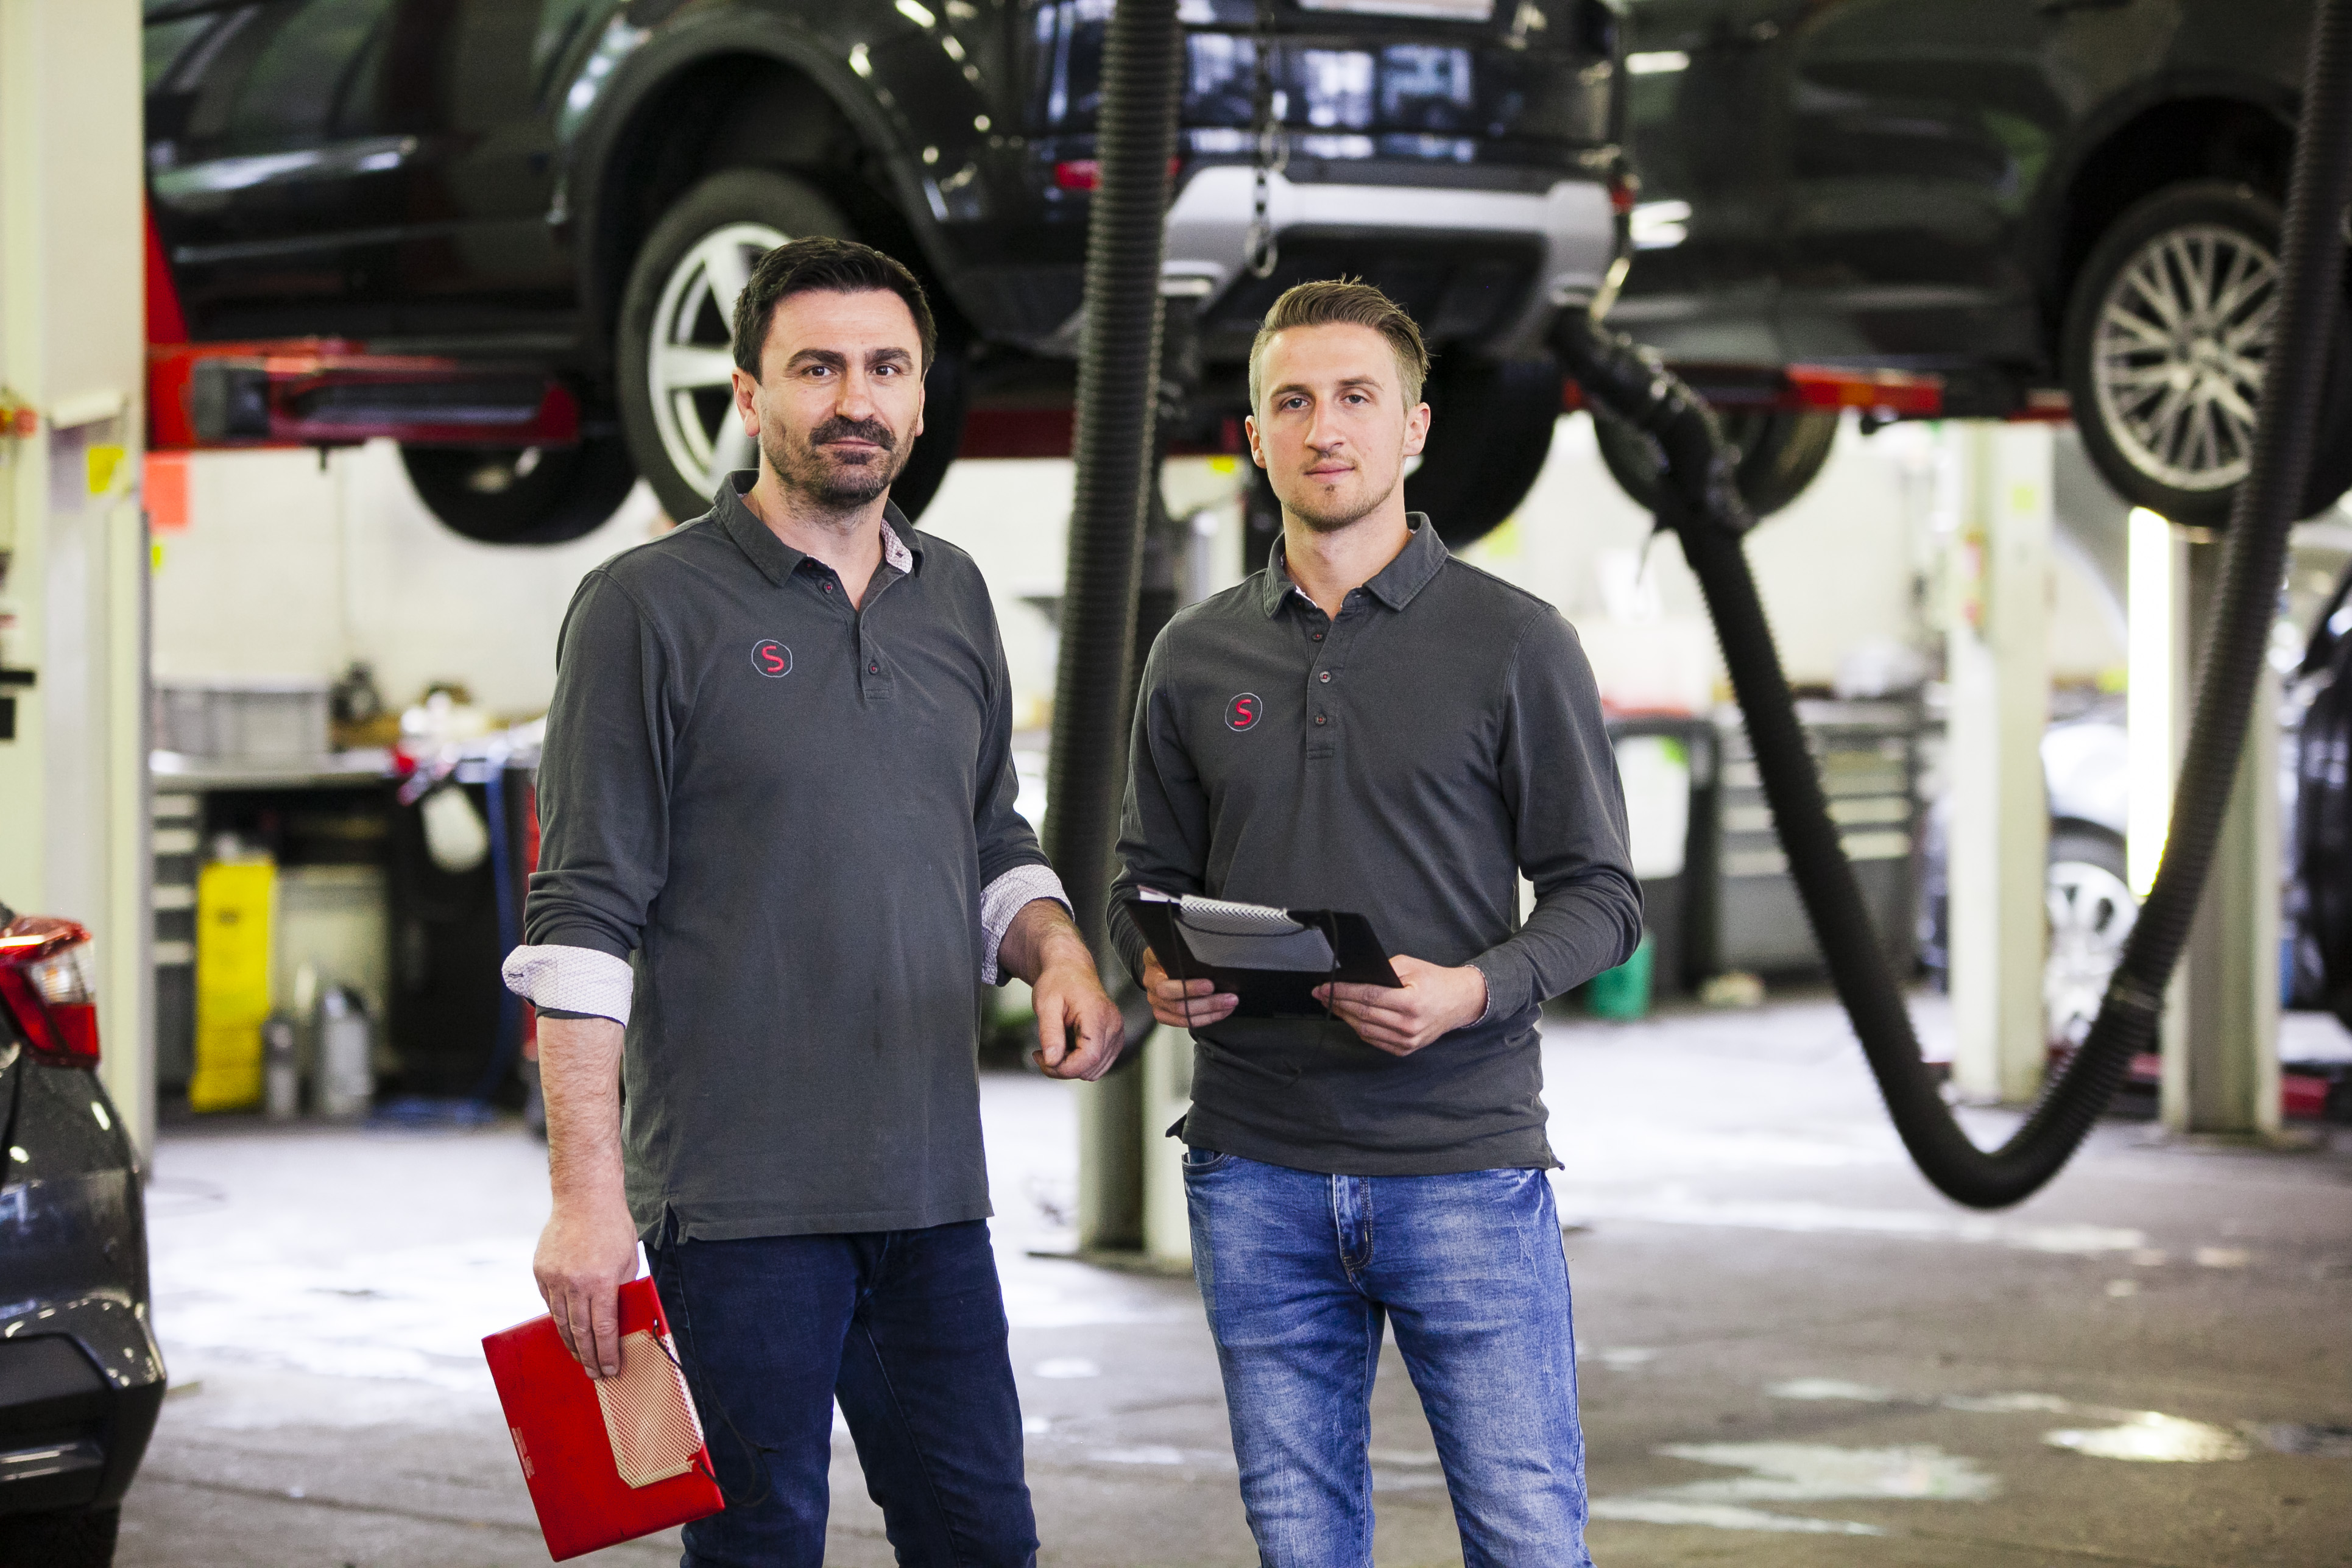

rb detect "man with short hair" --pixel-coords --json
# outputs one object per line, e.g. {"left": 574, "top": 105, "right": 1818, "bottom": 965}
{"left": 507, "top": 236, "right": 1122, "bottom": 1567}
{"left": 1110, "top": 279, "right": 1641, "bottom": 1567}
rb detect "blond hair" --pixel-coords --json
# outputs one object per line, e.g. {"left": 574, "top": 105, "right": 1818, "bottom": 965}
{"left": 1246, "top": 278, "right": 1431, "bottom": 411}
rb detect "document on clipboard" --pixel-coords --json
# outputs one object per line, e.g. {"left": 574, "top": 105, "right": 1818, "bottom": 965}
{"left": 1125, "top": 889, "right": 1402, "bottom": 1019}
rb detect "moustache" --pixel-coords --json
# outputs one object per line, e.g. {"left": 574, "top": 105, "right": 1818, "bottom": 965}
{"left": 808, "top": 415, "right": 897, "bottom": 454}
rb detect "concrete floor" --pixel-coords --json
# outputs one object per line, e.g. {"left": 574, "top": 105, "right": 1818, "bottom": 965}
{"left": 121, "top": 994, "right": 2352, "bottom": 1567}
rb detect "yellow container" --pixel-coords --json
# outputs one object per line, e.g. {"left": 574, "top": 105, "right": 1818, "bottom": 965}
{"left": 191, "top": 860, "right": 275, "bottom": 1112}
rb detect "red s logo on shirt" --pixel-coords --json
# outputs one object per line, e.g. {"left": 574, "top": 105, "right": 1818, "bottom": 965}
{"left": 751, "top": 640, "right": 793, "bottom": 678}
{"left": 1225, "top": 693, "right": 1262, "bottom": 731}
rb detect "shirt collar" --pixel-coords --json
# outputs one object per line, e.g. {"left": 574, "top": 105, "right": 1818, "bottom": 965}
{"left": 713, "top": 468, "right": 922, "bottom": 587}
{"left": 1256, "top": 512, "right": 1447, "bottom": 618}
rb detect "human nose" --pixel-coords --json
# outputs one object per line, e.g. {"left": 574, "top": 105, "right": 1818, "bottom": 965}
{"left": 835, "top": 366, "right": 880, "bottom": 420}
{"left": 1305, "top": 402, "right": 1347, "bottom": 455}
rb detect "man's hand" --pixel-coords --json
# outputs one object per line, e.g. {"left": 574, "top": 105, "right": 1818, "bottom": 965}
{"left": 535, "top": 1188, "right": 641, "bottom": 1379}
{"left": 532, "top": 1014, "right": 638, "bottom": 1378}
{"left": 1001, "top": 900, "right": 1125, "bottom": 1081}
{"left": 1143, "top": 947, "right": 1238, "bottom": 1031}
{"left": 1315, "top": 955, "right": 1486, "bottom": 1057}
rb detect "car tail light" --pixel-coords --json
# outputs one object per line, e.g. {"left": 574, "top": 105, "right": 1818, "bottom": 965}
{"left": 0, "top": 917, "right": 101, "bottom": 1066}
{"left": 1053, "top": 157, "right": 1184, "bottom": 192}
{"left": 1608, "top": 169, "right": 1640, "bottom": 216}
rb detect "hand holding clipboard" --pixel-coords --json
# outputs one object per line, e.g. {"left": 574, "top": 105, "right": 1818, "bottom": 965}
{"left": 1129, "top": 889, "right": 1492, "bottom": 1054}
{"left": 1125, "top": 889, "right": 1400, "bottom": 1023}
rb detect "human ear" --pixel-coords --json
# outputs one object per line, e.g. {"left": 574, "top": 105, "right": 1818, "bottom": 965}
{"left": 1402, "top": 401, "right": 1431, "bottom": 460}
{"left": 730, "top": 367, "right": 761, "bottom": 438}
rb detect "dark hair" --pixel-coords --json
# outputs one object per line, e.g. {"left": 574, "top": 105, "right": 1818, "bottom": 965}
{"left": 1247, "top": 277, "right": 1430, "bottom": 410}
{"left": 730, "top": 236, "right": 938, "bottom": 378}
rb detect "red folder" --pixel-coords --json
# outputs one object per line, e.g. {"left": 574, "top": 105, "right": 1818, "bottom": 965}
{"left": 483, "top": 1276, "right": 727, "bottom": 1561}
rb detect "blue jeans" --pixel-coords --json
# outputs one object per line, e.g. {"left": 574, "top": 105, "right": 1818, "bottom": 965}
{"left": 647, "top": 1219, "right": 1037, "bottom": 1568}
{"left": 1184, "top": 1152, "right": 1593, "bottom": 1568}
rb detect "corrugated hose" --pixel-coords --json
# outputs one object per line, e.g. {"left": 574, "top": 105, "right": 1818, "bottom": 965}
{"left": 1552, "top": 0, "right": 2352, "bottom": 1207}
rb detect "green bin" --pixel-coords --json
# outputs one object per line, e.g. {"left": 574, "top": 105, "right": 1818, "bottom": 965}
{"left": 1585, "top": 931, "right": 1654, "bottom": 1021}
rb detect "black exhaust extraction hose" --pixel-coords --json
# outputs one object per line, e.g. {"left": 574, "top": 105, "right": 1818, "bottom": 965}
{"left": 1555, "top": 0, "right": 2352, "bottom": 1209}
{"left": 1045, "top": 0, "right": 1184, "bottom": 972}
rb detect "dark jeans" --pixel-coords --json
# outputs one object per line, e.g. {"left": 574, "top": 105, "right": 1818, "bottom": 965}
{"left": 648, "top": 1218, "right": 1037, "bottom": 1568}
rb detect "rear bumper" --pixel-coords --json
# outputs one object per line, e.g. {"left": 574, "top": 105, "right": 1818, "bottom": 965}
{"left": 0, "top": 1302, "right": 166, "bottom": 1516}
{"left": 1163, "top": 165, "right": 1620, "bottom": 358}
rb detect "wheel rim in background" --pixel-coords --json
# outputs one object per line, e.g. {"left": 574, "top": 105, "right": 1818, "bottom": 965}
{"left": 2090, "top": 222, "right": 2277, "bottom": 498}
{"left": 2044, "top": 858, "right": 2140, "bottom": 1050}
{"left": 645, "top": 221, "right": 788, "bottom": 499}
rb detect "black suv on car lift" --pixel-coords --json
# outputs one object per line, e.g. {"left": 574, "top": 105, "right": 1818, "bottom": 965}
{"left": 144, "top": 0, "right": 1629, "bottom": 547}
{"left": 1601, "top": 0, "right": 2352, "bottom": 526}
{"left": 0, "top": 913, "right": 165, "bottom": 1568}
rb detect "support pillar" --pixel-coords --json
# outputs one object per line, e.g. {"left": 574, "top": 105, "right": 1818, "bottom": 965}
{"left": 1946, "top": 422, "right": 2053, "bottom": 1103}
{"left": 1075, "top": 1070, "right": 1145, "bottom": 1252}
{"left": 0, "top": 1, "right": 152, "bottom": 1155}
{"left": 1137, "top": 1025, "right": 1193, "bottom": 1268}
{"left": 2164, "top": 540, "right": 2281, "bottom": 1136}
{"left": 2126, "top": 508, "right": 2192, "bottom": 1105}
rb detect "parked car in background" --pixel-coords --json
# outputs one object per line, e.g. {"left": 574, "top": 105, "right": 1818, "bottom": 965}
{"left": 1918, "top": 702, "right": 2135, "bottom": 1050}
{"left": 1602, "top": 0, "right": 2352, "bottom": 526}
{"left": 144, "top": 0, "right": 1630, "bottom": 546}
{"left": 0, "top": 910, "right": 164, "bottom": 1568}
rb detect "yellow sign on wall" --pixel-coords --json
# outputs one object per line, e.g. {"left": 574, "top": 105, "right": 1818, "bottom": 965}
{"left": 191, "top": 860, "right": 275, "bottom": 1112}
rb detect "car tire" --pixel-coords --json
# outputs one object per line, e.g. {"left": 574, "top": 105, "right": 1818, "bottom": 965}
{"left": 2061, "top": 180, "right": 2352, "bottom": 526}
{"left": 0, "top": 1503, "right": 119, "bottom": 1568}
{"left": 616, "top": 169, "right": 967, "bottom": 526}
{"left": 1590, "top": 406, "right": 1838, "bottom": 521}
{"left": 2044, "top": 825, "right": 2138, "bottom": 1053}
{"left": 1404, "top": 355, "right": 1562, "bottom": 548}
{"left": 399, "top": 440, "right": 640, "bottom": 546}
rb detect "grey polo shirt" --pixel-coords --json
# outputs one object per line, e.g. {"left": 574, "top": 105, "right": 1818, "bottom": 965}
{"left": 512, "top": 475, "right": 1059, "bottom": 1241}
{"left": 1109, "top": 515, "right": 1642, "bottom": 1176}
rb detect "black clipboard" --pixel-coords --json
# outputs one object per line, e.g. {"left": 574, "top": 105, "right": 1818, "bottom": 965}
{"left": 1125, "top": 893, "right": 1402, "bottom": 1019}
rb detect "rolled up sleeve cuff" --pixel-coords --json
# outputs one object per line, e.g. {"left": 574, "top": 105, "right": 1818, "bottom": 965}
{"left": 501, "top": 944, "right": 635, "bottom": 1026}
{"left": 1466, "top": 950, "right": 1521, "bottom": 1026}
{"left": 980, "top": 863, "right": 1071, "bottom": 986}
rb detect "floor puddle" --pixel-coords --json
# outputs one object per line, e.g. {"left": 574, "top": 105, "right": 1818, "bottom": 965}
{"left": 1766, "top": 1376, "right": 2264, "bottom": 1464}
{"left": 2255, "top": 1423, "right": 2352, "bottom": 1458}
{"left": 1591, "top": 1441, "right": 1997, "bottom": 1534}
{"left": 2044, "top": 1413, "right": 2253, "bottom": 1463}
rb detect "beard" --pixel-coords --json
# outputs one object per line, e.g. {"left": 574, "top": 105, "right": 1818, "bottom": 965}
{"left": 764, "top": 412, "right": 909, "bottom": 514}
{"left": 1284, "top": 462, "right": 1399, "bottom": 535}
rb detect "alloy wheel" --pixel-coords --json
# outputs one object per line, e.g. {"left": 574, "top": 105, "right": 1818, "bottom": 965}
{"left": 645, "top": 221, "right": 788, "bottom": 500}
{"left": 2089, "top": 223, "right": 2277, "bottom": 498}
{"left": 2044, "top": 858, "right": 2140, "bottom": 1050}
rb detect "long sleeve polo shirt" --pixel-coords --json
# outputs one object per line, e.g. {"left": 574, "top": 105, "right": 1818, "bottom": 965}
{"left": 509, "top": 474, "right": 1065, "bottom": 1241}
{"left": 1109, "top": 515, "right": 1643, "bottom": 1176}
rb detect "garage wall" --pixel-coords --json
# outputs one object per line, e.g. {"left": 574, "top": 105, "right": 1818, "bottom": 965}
{"left": 150, "top": 418, "right": 2125, "bottom": 727}
{"left": 1464, "top": 414, "right": 2124, "bottom": 701}
{"left": 152, "top": 442, "right": 663, "bottom": 718}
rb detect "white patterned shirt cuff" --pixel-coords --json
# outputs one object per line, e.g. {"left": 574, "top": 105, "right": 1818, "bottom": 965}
{"left": 501, "top": 944, "right": 635, "bottom": 1026}
{"left": 980, "top": 864, "right": 1072, "bottom": 985}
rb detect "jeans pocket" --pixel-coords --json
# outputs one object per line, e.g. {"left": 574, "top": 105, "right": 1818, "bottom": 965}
{"left": 1180, "top": 1146, "right": 1232, "bottom": 1176}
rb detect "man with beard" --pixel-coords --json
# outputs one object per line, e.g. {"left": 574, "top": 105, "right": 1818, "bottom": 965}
{"left": 505, "top": 237, "right": 1121, "bottom": 1567}
{"left": 1109, "top": 280, "right": 1641, "bottom": 1567}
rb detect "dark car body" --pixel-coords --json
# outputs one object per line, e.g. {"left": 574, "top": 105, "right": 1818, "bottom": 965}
{"left": 0, "top": 946, "right": 165, "bottom": 1545}
{"left": 143, "top": 0, "right": 1623, "bottom": 390}
{"left": 1611, "top": 0, "right": 2308, "bottom": 410}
